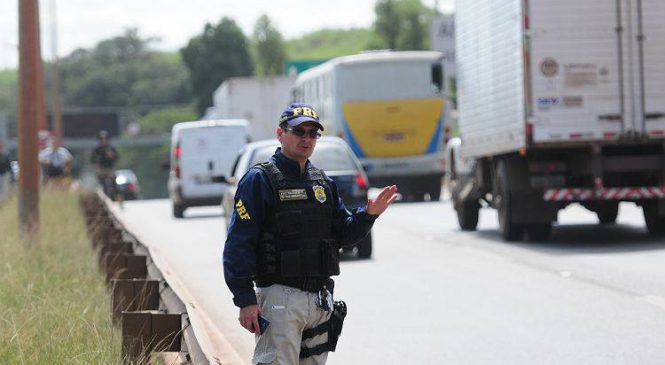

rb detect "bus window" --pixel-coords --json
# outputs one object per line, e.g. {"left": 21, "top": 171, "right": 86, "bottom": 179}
{"left": 431, "top": 63, "right": 443, "bottom": 93}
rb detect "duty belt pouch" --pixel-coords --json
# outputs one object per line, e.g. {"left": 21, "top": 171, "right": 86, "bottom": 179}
{"left": 300, "top": 300, "right": 347, "bottom": 358}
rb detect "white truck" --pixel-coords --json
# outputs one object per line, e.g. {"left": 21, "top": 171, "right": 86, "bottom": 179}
{"left": 209, "top": 76, "right": 296, "bottom": 141}
{"left": 447, "top": 0, "right": 665, "bottom": 240}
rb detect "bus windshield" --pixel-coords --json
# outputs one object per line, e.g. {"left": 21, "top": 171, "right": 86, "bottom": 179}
{"left": 339, "top": 61, "right": 438, "bottom": 100}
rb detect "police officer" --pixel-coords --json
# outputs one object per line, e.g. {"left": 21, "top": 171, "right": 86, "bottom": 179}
{"left": 223, "top": 102, "right": 397, "bottom": 365}
{"left": 90, "top": 130, "right": 119, "bottom": 197}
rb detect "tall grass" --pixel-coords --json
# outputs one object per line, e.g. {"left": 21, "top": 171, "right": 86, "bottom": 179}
{"left": 0, "top": 189, "right": 122, "bottom": 364}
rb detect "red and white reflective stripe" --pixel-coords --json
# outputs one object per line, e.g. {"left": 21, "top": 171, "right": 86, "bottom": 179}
{"left": 544, "top": 186, "right": 665, "bottom": 201}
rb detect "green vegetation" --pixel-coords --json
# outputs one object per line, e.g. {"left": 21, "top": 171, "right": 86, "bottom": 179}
{"left": 0, "top": 69, "right": 17, "bottom": 84}
{"left": 0, "top": 69, "right": 17, "bottom": 112}
{"left": 286, "top": 28, "right": 373, "bottom": 60}
{"left": 118, "top": 144, "right": 170, "bottom": 199}
{"left": 0, "top": 190, "right": 122, "bottom": 363}
{"left": 58, "top": 29, "right": 191, "bottom": 108}
{"left": 253, "top": 15, "right": 287, "bottom": 76}
{"left": 371, "top": 0, "right": 432, "bottom": 50}
{"left": 137, "top": 106, "right": 197, "bottom": 135}
{"left": 181, "top": 18, "right": 254, "bottom": 114}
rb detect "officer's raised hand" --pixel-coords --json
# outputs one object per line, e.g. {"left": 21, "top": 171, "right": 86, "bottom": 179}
{"left": 367, "top": 185, "right": 398, "bottom": 216}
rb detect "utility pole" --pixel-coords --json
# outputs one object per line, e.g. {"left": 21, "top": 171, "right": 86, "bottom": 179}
{"left": 18, "top": 0, "right": 45, "bottom": 238}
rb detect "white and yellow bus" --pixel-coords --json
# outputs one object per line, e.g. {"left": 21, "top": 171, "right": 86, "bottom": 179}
{"left": 292, "top": 51, "right": 449, "bottom": 200}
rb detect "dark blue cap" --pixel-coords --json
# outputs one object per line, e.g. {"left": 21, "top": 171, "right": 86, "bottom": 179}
{"left": 278, "top": 102, "right": 324, "bottom": 131}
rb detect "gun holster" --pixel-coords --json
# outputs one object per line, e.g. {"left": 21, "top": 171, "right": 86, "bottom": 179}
{"left": 299, "top": 300, "right": 347, "bottom": 359}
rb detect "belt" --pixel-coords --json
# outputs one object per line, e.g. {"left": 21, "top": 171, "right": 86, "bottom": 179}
{"left": 256, "top": 277, "right": 333, "bottom": 293}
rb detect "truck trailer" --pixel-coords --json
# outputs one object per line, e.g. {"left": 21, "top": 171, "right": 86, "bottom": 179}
{"left": 209, "top": 76, "right": 295, "bottom": 141}
{"left": 447, "top": 0, "right": 665, "bottom": 240}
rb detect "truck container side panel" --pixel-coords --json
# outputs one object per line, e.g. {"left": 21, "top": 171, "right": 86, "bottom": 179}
{"left": 212, "top": 77, "right": 295, "bottom": 142}
{"left": 621, "top": 0, "right": 665, "bottom": 135}
{"left": 456, "top": 0, "right": 526, "bottom": 158}
{"left": 530, "top": 0, "right": 621, "bottom": 143}
{"left": 642, "top": 0, "right": 665, "bottom": 138}
{"left": 530, "top": 0, "right": 665, "bottom": 142}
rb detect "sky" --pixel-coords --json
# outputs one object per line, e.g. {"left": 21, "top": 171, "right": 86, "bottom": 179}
{"left": 0, "top": 0, "right": 454, "bottom": 70}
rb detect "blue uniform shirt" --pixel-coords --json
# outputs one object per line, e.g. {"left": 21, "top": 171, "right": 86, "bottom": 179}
{"left": 223, "top": 148, "right": 377, "bottom": 308}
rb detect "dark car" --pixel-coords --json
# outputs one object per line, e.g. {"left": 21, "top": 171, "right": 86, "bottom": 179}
{"left": 114, "top": 169, "right": 141, "bottom": 200}
{"left": 222, "top": 137, "right": 373, "bottom": 258}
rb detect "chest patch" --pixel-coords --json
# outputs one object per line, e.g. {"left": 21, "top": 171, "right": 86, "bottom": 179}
{"left": 279, "top": 188, "right": 308, "bottom": 201}
{"left": 313, "top": 185, "right": 327, "bottom": 203}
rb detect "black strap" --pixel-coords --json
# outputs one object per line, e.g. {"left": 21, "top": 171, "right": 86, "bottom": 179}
{"left": 302, "top": 322, "right": 328, "bottom": 339}
{"left": 299, "top": 301, "right": 346, "bottom": 359}
{"left": 300, "top": 342, "right": 331, "bottom": 359}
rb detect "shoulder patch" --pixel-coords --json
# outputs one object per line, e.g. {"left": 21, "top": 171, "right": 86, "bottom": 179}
{"left": 235, "top": 199, "right": 251, "bottom": 220}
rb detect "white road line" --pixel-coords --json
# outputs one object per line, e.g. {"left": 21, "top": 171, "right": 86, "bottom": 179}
{"left": 637, "top": 295, "right": 665, "bottom": 310}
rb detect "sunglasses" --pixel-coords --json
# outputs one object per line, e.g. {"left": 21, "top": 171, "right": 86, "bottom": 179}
{"left": 283, "top": 126, "right": 322, "bottom": 139}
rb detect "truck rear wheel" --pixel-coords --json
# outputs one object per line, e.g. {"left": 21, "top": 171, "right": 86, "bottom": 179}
{"left": 643, "top": 201, "right": 665, "bottom": 235}
{"left": 496, "top": 161, "right": 523, "bottom": 241}
{"left": 526, "top": 223, "right": 552, "bottom": 241}
{"left": 457, "top": 200, "right": 480, "bottom": 231}
{"left": 596, "top": 201, "right": 619, "bottom": 224}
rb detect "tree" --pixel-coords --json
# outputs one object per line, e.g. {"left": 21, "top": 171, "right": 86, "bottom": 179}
{"left": 399, "top": 0, "right": 429, "bottom": 50}
{"left": 252, "top": 15, "right": 287, "bottom": 76}
{"left": 373, "top": 0, "right": 402, "bottom": 49}
{"left": 181, "top": 18, "right": 254, "bottom": 115}
{"left": 57, "top": 29, "right": 191, "bottom": 108}
{"left": 371, "top": 0, "right": 431, "bottom": 51}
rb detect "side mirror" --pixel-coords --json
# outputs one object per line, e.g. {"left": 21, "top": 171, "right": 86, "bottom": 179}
{"left": 160, "top": 161, "right": 170, "bottom": 170}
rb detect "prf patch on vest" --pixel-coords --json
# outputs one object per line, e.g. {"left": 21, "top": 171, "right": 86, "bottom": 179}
{"left": 312, "top": 185, "right": 327, "bottom": 203}
{"left": 235, "top": 199, "right": 251, "bottom": 220}
{"left": 278, "top": 189, "right": 308, "bottom": 201}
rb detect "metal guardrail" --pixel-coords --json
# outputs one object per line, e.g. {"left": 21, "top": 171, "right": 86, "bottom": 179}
{"left": 80, "top": 190, "right": 207, "bottom": 364}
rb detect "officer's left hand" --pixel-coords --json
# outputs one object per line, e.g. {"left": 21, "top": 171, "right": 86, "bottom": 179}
{"left": 367, "top": 185, "right": 398, "bottom": 216}
{"left": 239, "top": 304, "right": 261, "bottom": 334}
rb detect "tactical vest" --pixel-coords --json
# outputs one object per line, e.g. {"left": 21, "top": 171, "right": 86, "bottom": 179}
{"left": 255, "top": 161, "right": 340, "bottom": 281}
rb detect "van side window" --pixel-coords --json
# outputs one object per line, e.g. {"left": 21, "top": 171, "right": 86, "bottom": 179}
{"left": 230, "top": 154, "right": 242, "bottom": 178}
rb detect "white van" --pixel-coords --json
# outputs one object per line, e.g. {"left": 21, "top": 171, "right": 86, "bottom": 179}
{"left": 168, "top": 119, "right": 249, "bottom": 218}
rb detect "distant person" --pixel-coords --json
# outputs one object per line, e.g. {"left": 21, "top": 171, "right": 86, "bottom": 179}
{"left": 0, "top": 142, "right": 9, "bottom": 176}
{"left": 90, "top": 130, "right": 119, "bottom": 196}
{"left": 38, "top": 140, "right": 73, "bottom": 185}
{"left": 223, "top": 103, "right": 398, "bottom": 364}
{"left": 0, "top": 142, "right": 10, "bottom": 195}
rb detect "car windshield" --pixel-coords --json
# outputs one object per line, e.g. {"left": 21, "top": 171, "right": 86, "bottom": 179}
{"left": 249, "top": 142, "right": 358, "bottom": 172}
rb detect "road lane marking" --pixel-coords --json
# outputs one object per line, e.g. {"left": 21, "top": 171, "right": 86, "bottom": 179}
{"left": 637, "top": 295, "right": 665, "bottom": 310}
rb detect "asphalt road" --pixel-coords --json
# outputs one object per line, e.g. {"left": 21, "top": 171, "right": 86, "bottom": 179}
{"left": 112, "top": 198, "right": 665, "bottom": 364}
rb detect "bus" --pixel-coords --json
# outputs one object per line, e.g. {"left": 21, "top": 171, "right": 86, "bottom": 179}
{"left": 292, "top": 51, "right": 449, "bottom": 201}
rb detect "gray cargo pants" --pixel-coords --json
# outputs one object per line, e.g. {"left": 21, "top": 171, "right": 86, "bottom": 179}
{"left": 253, "top": 284, "right": 332, "bottom": 365}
